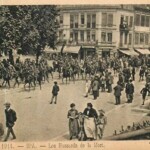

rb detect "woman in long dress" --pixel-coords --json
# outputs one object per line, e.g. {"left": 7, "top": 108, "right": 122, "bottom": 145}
{"left": 83, "top": 103, "right": 98, "bottom": 140}
{"left": 67, "top": 103, "right": 79, "bottom": 140}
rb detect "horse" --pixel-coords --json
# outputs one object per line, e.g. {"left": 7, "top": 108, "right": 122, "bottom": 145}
{"left": 24, "top": 72, "right": 36, "bottom": 91}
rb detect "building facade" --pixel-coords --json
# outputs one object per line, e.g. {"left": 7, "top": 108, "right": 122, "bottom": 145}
{"left": 57, "top": 5, "right": 150, "bottom": 58}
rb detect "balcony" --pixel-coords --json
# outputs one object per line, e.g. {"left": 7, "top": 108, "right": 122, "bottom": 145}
{"left": 119, "top": 22, "right": 130, "bottom": 34}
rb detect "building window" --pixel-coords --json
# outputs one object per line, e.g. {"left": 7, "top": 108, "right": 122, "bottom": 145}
{"left": 140, "top": 33, "right": 144, "bottom": 44}
{"left": 129, "top": 16, "right": 133, "bottom": 27}
{"left": 87, "top": 31, "right": 90, "bottom": 41}
{"left": 135, "top": 33, "right": 139, "bottom": 44}
{"left": 124, "top": 34, "right": 128, "bottom": 44}
{"left": 145, "top": 34, "right": 149, "bottom": 45}
{"left": 91, "top": 32, "right": 96, "bottom": 41}
{"left": 81, "top": 14, "right": 85, "bottom": 24}
{"left": 107, "top": 33, "right": 112, "bottom": 43}
{"left": 87, "top": 14, "right": 91, "bottom": 28}
{"left": 125, "top": 16, "right": 129, "bottom": 25}
{"left": 74, "top": 15, "right": 78, "bottom": 28}
{"left": 60, "top": 15, "right": 63, "bottom": 24}
{"left": 129, "top": 34, "right": 132, "bottom": 45}
{"left": 74, "top": 32, "right": 78, "bottom": 42}
{"left": 108, "top": 14, "right": 113, "bottom": 27}
{"left": 92, "top": 14, "right": 96, "bottom": 29}
{"left": 102, "top": 13, "right": 107, "bottom": 27}
{"left": 141, "top": 15, "right": 145, "bottom": 27}
{"left": 70, "top": 15, "right": 74, "bottom": 28}
{"left": 120, "top": 15, "right": 124, "bottom": 24}
{"left": 70, "top": 32, "right": 73, "bottom": 40}
{"left": 135, "top": 14, "right": 140, "bottom": 26}
{"left": 146, "top": 16, "right": 150, "bottom": 27}
{"left": 101, "top": 32, "right": 106, "bottom": 42}
{"left": 80, "top": 31, "right": 84, "bottom": 42}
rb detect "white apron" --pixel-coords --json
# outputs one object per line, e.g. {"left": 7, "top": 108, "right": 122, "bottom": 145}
{"left": 84, "top": 118, "right": 96, "bottom": 139}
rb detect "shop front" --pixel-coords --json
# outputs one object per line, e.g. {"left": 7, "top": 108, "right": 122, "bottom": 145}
{"left": 80, "top": 46, "right": 96, "bottom": 60}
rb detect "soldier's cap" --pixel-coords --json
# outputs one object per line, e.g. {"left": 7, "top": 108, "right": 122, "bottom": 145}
{"left": 98, "top": 109, "right": 105, "bottom": 114}
{"left": 4, "top": 102, "right": 11, "bottom": 106}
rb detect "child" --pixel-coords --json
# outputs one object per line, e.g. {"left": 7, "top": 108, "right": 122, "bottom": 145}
{"left": 140, "top": 85, "right": 150, "bottom": 105}
{"left": 78, "top": 113, "right": 86, "bottom": 141}
{"left": 96, "top": 109, "right": 107, "bottom": 139}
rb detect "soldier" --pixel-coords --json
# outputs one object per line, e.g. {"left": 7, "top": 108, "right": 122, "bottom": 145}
{"left": 3, "top": 102, "right": 17, "bottom": 142}
{"left": 50, "top": 81, "right": 60, "bottom": 104}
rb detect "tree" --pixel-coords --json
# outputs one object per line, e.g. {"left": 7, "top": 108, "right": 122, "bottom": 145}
{"left": 0, "top": 5, "right": 60, "bottom": 56}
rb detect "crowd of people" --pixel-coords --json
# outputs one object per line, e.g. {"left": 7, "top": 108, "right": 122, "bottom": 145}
{"left": 1, "top": 52, "right": 150, "bottom": 141}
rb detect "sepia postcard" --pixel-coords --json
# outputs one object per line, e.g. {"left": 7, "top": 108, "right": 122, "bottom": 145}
{"left": 0, "top": 0, "right": 150, "bottom": 150}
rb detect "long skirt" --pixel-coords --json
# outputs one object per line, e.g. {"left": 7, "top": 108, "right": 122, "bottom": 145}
{"left": 84, "top": 118, "right": 96, "bottom": 139}
{"left": 69, "top": 119, "right": 79, "bottom": 137}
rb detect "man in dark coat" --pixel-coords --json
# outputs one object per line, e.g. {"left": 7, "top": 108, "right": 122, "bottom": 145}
{"left": 114, "top": 81, "right": 123, "bottom": 105}
{"left": 125, "top": 80, "right": 134, "bottom": 103}
{"left": 4, "top": 102, "right": 17, "bottom": 142}
{"left": 50, "top": 81, "right": 60, "bottom": 104}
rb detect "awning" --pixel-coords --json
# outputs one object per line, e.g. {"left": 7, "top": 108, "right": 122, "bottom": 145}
{"left": 135, "top": 49, "right": 150, "bottom": 55}
{"left": 63, "top": 46, "right": 81, "bottom": 54}
{"left": 44, "top": 46, "right": 61, "bottom": 53}
{"left": 119, "top": 49, "right": 139, "bottom": 56}
{"left": 81, "top": 46, "right": 95, "bottom": 49}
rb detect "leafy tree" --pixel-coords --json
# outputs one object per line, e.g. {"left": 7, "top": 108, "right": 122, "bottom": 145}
{"left": 0, "top": 5, "right": 60, "bottom": 57}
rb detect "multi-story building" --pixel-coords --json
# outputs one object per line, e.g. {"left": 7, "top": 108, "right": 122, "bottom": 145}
{"left": 57, "top": 5, "right": 150, "bottom": 59}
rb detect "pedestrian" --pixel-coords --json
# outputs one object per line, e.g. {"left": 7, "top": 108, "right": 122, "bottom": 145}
{"left": 125, "top": 79, "right": 134, "bottom": 103}
{"left": 3, "top": 102, "right": 17, "bottom": 142}
{"left": 107, "top": 72, "right": 114, "bottom": 93}
{"left": 140, "top": 85, "right": 150, "bottom": 105}
{"left": 101, "top": 76, "right": 106, "bottom": 92}
{"left": 50, "top": 81, "right": 60, "bottom": 104}
{"left": 92, "top": 76, "right": 100, "bottom": 100}
{"left": 114, "top": 81, "right": 123, "bottom": 105}
{"left": 139, "top": 67, "right": 145, "bottom": 81}
{"left": 84, "top": 79, "right": 91, "bottom": 97}
{"left": 83, "top": 103, "right": 98, "bottom": 141}
{"left": 67, "top": 103, "right": 79, "bottom": 140}
{"left": 131, "top": 66, "right": 136, "bottom": 81}
{"left": 96, "top": 109, "right": 107, "bottom": 139}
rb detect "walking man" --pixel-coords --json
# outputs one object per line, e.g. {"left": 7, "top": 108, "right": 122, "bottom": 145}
{"left": 4, "top": 102, "right": 17, "bottom": 142}
{"left": 50, "top": 81, "right": 60, "bottom": 104}
{"left": 125, "top": 80, "right": 134, "bottom": 103}
{"left": 114, "top": 81, "right": 123, "bottom": 105}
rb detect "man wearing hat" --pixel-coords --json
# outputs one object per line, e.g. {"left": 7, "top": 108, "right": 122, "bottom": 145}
{"left": 50, "top": 81, "right": 60, "bottom": 104}
{"left": 3, "top": 102, "right": 17, "bottom": 141}
{"left": 125, "top": 79, "right": 134, "bottom": 103}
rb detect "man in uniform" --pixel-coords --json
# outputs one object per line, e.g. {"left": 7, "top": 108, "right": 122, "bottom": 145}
{"left": 3, "top": 102, "right": 17, "bottom": 142}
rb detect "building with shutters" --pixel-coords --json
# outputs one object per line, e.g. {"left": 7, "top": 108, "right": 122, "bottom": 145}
{"left": 57, "top": 5, "right": 150, "bottom": 59}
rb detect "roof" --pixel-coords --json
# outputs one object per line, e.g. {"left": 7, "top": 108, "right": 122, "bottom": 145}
{"left": 135, "top": 49, "right": 150, "bottom": 55}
